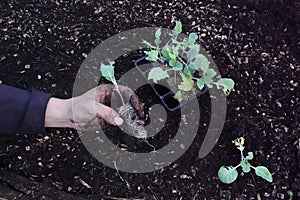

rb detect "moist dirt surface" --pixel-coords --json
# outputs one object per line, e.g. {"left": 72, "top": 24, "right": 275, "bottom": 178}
{"left": 0, "top": 0, "right": 299, "bottom": 199}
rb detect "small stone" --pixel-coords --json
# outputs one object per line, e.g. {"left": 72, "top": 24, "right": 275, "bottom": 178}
{"left": 257, "top": 193, "right": 261, "bottom": 200}
{"left": 179, "top": 143, "right": 185, "bottom": 149}
{"left": 37, "top": 75, "right": 41, "bottom": 79}
{"left": 25, "top": 146, "right": 30, "bottom": 151}
{"left": 38, "top": 162, "right": 43, "bottom": 167}
{"left": 25, "top": 64, "right": 30, "bottom": 69}
{"left": 180, "top": 174, "right": 188, "bottom": 179}
{"left": 82, "top": 53, "right": 88, "bottom": 58}
{"left": 158, "top": 118, "right": 164, "bottom": 122}
{"left": 264, "top": 192, "right": 270, "bottom": 197}
{"left": 275, "top": 101, "right": 282, "bottom": 107}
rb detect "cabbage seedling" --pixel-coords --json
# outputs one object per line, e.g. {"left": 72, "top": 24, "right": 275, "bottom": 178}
{"left": 100, "top": 62, "right": 147, "bottom": 138}
{"left": 218, "top": 137, "right": 273, "bottom": 184}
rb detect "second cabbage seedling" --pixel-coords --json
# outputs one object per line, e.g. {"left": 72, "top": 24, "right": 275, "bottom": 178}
{"left": 218, "top": 137, "right": 273, "bottom": 184}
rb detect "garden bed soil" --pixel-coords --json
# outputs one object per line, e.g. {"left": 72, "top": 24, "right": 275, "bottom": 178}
{"left": 0, "top": 0, "right": 299, "bottom": 199}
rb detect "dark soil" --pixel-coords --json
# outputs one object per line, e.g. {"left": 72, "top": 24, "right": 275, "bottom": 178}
{"left": 0, "top": 0, "right": 299, "bottom": 199}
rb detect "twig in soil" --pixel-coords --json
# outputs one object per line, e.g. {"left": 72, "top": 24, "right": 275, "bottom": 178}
{"left": 137, "top": 139, "right": 156, "bottom": 152}
{"left": 112, "top": 160, "right": 131, "bottom": 190}
{"left": 147, "top": 187, "right": 159, "bottom": 200}
{"left": 223, "top": 50, "right": 236, "bottom": 65}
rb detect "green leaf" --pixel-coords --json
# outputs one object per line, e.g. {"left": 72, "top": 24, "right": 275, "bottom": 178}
{"left": 287, "top": 190, "right": 293, "bottom": 198}
{"left": 161, "top": 46, "right": 171, "bottom": 60}
{"left": 218, "top": 166, "right": 238, "bottom": 184}
{"left": 191, "top": 54, "right": 209, "bottom": 73}
{"left": 205, "top": 68, "right": 216, "bottom": 79}
{"left": 182, "top": 38, "right": 191, "bottom": 47}
{"left": 145, "top": 50, "right": 159, "bottom": 62}
{"left": 172, "top": 21, "right": 182, "bottom": 36}
{"left": 187, "top": 45, "right": 199, "bottom": 61}
{"left": 178, "top": 74, "right": 194, "bottom": 91}
{"left": 169, "top": 59, "right": 177, "bottom": 67}
{"left": 196, "top": 78, "right": 205, "bottom": 90}
{"left": 254, "top": 166, "right": 273, "bottom": 182}
{"left": 171, "top": 45, "right": 179, "bottom": 58}
{"left": 168, "top": 59, "right": 183, "bottom": 71}
{"left": 241, "top": 159, "right": 251, "bottom": 173}
{"left": 173, "top": 91, "right": 183, "bottom": 102}
{"left": 155, "top": 28, "right": 161, "bottom": 39}
{"left": 232, "top": 137, "right": 245, "bottom": 152}
{"left": 155, "top": 28, "right": 161, "bottom": 46}
{"left": 203, "top": 76, "right": 213, "bottom": 87}
{"left": 148, "top": 67, "right": 169, "bottom": 83}
{"left": 142, "top": 40, "right": 156, "bottom": 49}
{"left": 168, "top": 51, "right": 176, "bottom": 60}
{"left": 189, "top": 32, "right": 198, "bottom": 42}
{"left": 100, "top": 62, "right": 115, "bottom": 82}
{"left": 174, "top": 62, "right": 183, "bottom": 71}
{"left": 155, "top": 39, "right": 161, "bottom": 47}
{"left": 161, "top": 46, "right": 176, "bottom": 60}
{"left": 183, "top": 65, "right": 195, "bottom": 77}
{"left": 245, "top": 152, "right": 254, "bottom": 160}
{"left": 217, "top": 78, "right": 235, "bottom": 95}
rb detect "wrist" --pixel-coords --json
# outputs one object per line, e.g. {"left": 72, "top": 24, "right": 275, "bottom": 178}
{"left": 45, "top": 97, "right": 74, "bottom": 128}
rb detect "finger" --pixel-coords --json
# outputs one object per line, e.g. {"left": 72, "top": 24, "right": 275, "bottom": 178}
{"left": 96, "top": 103, "right": 123, "bottom": 126}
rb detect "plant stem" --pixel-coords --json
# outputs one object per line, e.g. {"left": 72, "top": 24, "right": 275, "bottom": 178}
{"left": 177, "top": 55, "right": 189, "bottom": 68}
{"left": 240, "top": 150, "right": 244, "bottom": 160}
{"left": 250, "top": 165, "right": 256, "bottom": 169}
{"left": 112, "top": 80, "right": 125, "bottom": 106}
{"left": 174, "top": 70, "right": 177, "bottom": 83}
{"left": 233, "top": 164, "right": 241, "bottom": 170}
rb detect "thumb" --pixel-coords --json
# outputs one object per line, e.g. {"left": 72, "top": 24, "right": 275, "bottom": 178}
{"left": 96, "top": 103, "right": 123, "bottom": 126}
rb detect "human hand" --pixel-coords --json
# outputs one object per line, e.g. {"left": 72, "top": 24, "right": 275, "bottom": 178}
{"left": 45, "top": 84, "right": 144, "bottom": 131}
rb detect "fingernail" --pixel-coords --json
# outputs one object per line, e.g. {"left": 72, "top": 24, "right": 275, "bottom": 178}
{"left": 114, "top": 116, "right": 124, "bottom": 126}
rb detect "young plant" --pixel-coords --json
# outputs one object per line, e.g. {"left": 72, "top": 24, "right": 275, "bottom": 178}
{"left": 218, "top": 137, "right": 273, "bottom": 184}
{"left": 100, "top": 62, "right": 147, "bottom": 138}
{"left": 143, "top": 21, "right": 235, "bottom": 101}
{"left": 100, "top": 61, "right": 125, "bottom": 105}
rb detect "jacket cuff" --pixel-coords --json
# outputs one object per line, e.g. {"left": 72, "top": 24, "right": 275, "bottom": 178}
{"left": 19, "top": 89, "right": 52, "bottom": 134}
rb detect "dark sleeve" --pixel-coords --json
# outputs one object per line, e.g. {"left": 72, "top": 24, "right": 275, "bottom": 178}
{"left": 0, "top": 84, "right": 52, "bottom": 135}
